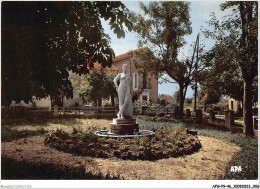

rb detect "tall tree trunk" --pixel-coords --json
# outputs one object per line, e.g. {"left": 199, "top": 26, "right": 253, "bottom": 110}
{"left": 239, "top": 2, "right": 255, "bottom": 137}
{"left": 98, "top": 97, "right": 102, "bottom": 107}
{"left": 243, "top": 79, "right": 254, "bottom": 136}
{"left": 179, "top": 83, "right": 184, "bottom": 119}
{"left": 111, "top": 92, "right": 115, "bottom": 106}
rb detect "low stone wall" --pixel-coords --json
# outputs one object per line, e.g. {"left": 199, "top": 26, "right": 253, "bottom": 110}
{"left": 193, "top": 109, "right": 256, "bottom": 136}
{"left": 208, "top": 119, "right": 226, "bottom": 128}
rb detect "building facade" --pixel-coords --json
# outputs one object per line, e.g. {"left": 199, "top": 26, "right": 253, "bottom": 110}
{"left": 228, "top": 98, "right": 242, "bottom": 113}
{"left": 31, "top": 49, "right": 158, "bottom": 108}
{"left": 111, "top": 51, "right": 158, "bottom": 104}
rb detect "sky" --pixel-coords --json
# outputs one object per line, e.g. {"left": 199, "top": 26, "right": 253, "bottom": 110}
{"left": 102, "top": 1, "right": 233, "bottom": 98}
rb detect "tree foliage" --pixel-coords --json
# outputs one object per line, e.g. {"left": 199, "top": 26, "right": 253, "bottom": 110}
{"left": 198, "top": 85, "right": 222, "bottom": 106}
{"left": 2, "top": 1, "right": 133, "bottom": 106}
{"left": 74, "top": 69, "right": 116, "bottom": 106}
{"left": 202, "top": 1, "right": 258, "bottom": 136}
{"left": 131, "top": 1, "right": 201, "bottom": 118}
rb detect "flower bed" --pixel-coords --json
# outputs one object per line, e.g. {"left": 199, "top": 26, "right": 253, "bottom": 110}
{"left": 44, "top": 127, "right": 202, "bottom": 160}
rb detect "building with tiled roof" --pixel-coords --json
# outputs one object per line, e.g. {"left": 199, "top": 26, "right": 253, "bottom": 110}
{"left": 33, "top": 48, "right": 158, "bottom": 108}
{"left": 84, "top": 62, "right": 118, "bottom": 72}
{"left": 160, "top": 94, "right": 174, "bottom": 101}
{"left": 79, "top": 47, "right": 158, "bottom": 104}
{"left": 110, "top": 48, "right": 158, "bottom": 104}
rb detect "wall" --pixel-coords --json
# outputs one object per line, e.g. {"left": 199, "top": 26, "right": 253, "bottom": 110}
{"left": 34, "top": 97, "right": 51, "bottom": 108}
{"left": 33, "top": 52, "right": 159, "bottom": 108}
{"left": 112, "top": 56, "right": 158, "bottom": 104}
{"left": 63, "top": 71, "right": 85, "bottom": 108}
{"left": 228, "top": 98, "right": 242, "bottom": 113}
{"left": 33, "top": 71, "right": 85, "bottom": 108}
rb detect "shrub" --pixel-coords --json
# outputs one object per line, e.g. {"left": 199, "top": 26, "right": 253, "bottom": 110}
{"left": 45, "top": 127, "right": 202, "bottom": 161}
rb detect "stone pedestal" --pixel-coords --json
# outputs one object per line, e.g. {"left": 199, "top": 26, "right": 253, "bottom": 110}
{"left": 110, "top": 118, "right": 139, "bottom": 135}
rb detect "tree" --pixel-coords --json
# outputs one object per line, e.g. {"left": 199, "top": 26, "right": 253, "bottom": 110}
{"left": 75, "top": 69, "right": 116, "bottom": 107}
{"left": 2, "top": 1, "right": 133, "bottom": 106}
{"left": 200, "top": 46, "right": 243, "bottom": 100}
{"left": 131, "top": 2, "right": 205, "bottom": 118}
{"left": 198, "top": 85, "right": 222, "bottom": 110}
{"left": 202, "top": 2, "right": 258, "bottom": 136}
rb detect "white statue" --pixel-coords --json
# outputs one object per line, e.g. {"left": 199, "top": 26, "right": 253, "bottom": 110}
{"left": 114, "top": 64, "right": 133, "bottom": 119}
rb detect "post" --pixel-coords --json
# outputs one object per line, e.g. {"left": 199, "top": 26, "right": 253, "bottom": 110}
{"left": 174, "top": 106, "right": 179, "bottom": 118}
{"left": 253, "top": 116, "right": 258, "bottom": 130}
{"left": 225, "top": 110, "right": 234, "bottom": 129}
{"left": 192, "top": 33, "right": 199, "bottom": 112}
{"left": 53, "top": 105, "right": 59, "bottom": 117}
{"left": 196, "top": 109, "right": 202, "bottom": 122}
{"left": 186, "top": 109, "right": 191, "bottom": 118}
{"left": 84, "top": 105, "right": 92, "bottom": 117}
{"left": 209, "top": 111, "right": 215, "bottom": 124}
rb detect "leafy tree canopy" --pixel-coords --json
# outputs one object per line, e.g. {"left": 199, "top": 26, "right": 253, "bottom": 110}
{"left": 2, "top": 1, "right": 133, "bottom": 106}
{"left": 198, "top": 85, "right": 222, "bottom": 106}
{"left": 74, "top": 69, "right": 116, "bottom": 106}
{"left": 131, "top": 1, "right": 206, "bottom": 118}
{"left": 201, "top": 1, "right": 258, "bottom": 136}
{"left": 201, "top": 1, "right": 258, "bottom": 103}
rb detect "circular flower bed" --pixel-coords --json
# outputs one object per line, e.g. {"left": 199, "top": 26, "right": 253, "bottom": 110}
{"left": 44, "top": 127, "right": 202, "bottom": 160}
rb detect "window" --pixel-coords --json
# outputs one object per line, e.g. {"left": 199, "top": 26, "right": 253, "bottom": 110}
{"left": 133, "top": 73, "right": 138, "bottom": 91}
{"left": 142, "top": 73, "right": 147, "bottom": 89}
{"left": 231, "top": 101, "right": 234, "bottom": 110}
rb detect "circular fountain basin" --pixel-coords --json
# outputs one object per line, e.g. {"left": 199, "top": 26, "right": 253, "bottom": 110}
{"left": 95, "top": 130, "right": 155, "bottom": 138}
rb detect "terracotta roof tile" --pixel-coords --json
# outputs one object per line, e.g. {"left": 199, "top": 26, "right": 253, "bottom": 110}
{"left": 78, "top": 47, "right": 148, "bottom": 71}
{"left": 89, "top": 62, "right": 118, "bottom": 71}
{"left": 160, "top": 94, "right": 173, "bottom": 100}
{"left": 112, "top": 47, "right": 148, "bottom": 63}
{"left": 112, "top": 53, "right": 129, "bottom": 62}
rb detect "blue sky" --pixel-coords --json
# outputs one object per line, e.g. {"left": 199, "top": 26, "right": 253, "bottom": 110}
{"left": 102, "top": 1, "right": 233, "bottom": 98}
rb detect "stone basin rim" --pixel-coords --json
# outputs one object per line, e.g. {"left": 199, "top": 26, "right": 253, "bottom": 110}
{"left": 95, "top": 130, "right": 155, "bottom": 138}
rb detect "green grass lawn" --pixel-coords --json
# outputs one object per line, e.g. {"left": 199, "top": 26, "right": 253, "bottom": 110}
{"left": 1, "top": 114, "right": 258, "bottom": 180}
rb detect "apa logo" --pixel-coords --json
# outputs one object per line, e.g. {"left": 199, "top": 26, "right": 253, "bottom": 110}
{"left": 230, "top": 166, "right": 242, "bottom": 172}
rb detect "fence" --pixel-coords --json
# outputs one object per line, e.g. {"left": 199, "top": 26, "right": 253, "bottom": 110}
{"left": 3, "top": 105, "right": 258, "bottom": 136}
{"left": 2, "top": 105, "right": 117, "bottom": 119}
{"left": 133, "top": 105, "right": 258, "bottom": 137}
{"left": 52, "top": 105, "right": 117, "bottom": 119}
{"left": 197, "top": 110, "right": 258, "bottom": 136}
{"left": 133, "top": 105, "right": 176, "bottom": 116}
